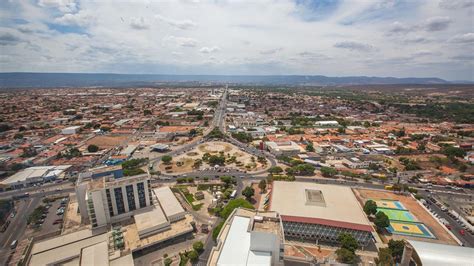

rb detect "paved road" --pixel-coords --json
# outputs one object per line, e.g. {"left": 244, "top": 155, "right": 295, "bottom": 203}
{"left": 0, "top": 196, "right": 41, "bottom": 265}
{"left": 424, "top": 196, "right": 474, "bottom": 247}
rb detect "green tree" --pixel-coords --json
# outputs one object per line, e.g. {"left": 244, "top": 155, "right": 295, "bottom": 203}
{"left": 268, "top": 166, "right": 283, "bottom": 174}
{"left": 209, "top": 155, "right": 225, "bottom": 166}
{"left": 193, "top": 241, "right": 204, "bottom": 253}
{"left": 164, "top": 257, "right": 172, "bottom": 266}
{"left": 220, "top": 176, "right": 233, "bottom": 188}
{"left": 376, "top": 247, "right": 394, "bottom": 266}
{"left": 306, "top": 143, "right": 315, "bottom": 152}
{"left": 242, "top": 186, "right": 255, "bottom": 200}
{"left": 363, "top": 200, "right": 378, "bottom": 216}
{"left": 338, "top": 233, "right": 359, "bottom": 252}
{"left": 375, "top": 211, "right": 391, "bottom": 229}
{"left": 87, "top": 144, "right": 99, "bottom": 152}
{"left": 442, "top": 146, "right": 466, "bottom": 159}
{"left": 143, "top": 109, "right": 152, "bottom": 116}
{"left": 336, "top": 248, "right": 358, "bottom": 264}
{"left": 187, "top": 250, "right": 199, "bottom": 262}
{"left": 162, "top": 155, "right": 172, "bottom": 164}
{"left": 13, "top": 133, "right": 24, "bottom": 139}
{"left": 320, "top": 166, "right": 337, "bottom": 177}
{"left": 388, "top": 239, "right": 405, "bottom": 263}
{"left": 258, "top": 179, "right": 267, "bottom": 193}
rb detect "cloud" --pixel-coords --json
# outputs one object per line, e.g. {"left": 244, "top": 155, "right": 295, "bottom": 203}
{"left": 155, "top": 15, "right": 196, "bottom": 30}
{"left": 334, "top": 41, "right": 375, "bottom": 52}
{"left": 388, "top": 21, "right": 413, "bottom": 34}
{"left": 260, "top": 48, "right": 283, "bottom": 55}
{"left": 412, "top": 50, "right": 440, "bottom": 57}
{"left": 451, "top": 54, "right": 474, "bottom": 61}
{"left": 163, "top": 36, "right": 198, "bottom": 47}
{"left": 424, "top": 16, "right": 451, "bottom": 31}
{"left": 450, "top": 33, "right": 474, "bottom": 43}
{"left": 55, "top": 11, "right": 95, "bottom": 27}
{"left": 0, "top": 32, "right": 22, "bottom": 46}
{"left": 130, "top": 17, "right": 149, "bottom": 30}
{"left": 0, "top": 0, "right": 473, "bottom": 80}
{"left": 199, "top": 46, "right": 220, "bottom": 53}
{"left": 439, "top": 0, "right": 474, "bottom": 10}
{"left": 37, "top": 0, "right": 77, "bottom": 13}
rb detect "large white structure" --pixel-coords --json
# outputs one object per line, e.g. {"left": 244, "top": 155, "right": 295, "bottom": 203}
{"left": 0, "top": 165, "right": 71, "bottom": 190}
{"left": 270, "top": 181, "right": 374, "bottom": 246}
{"left": 61, "top": 126, "right": 81, "bottom": 135}
{"left": 208, "top": 208, "right": 284, "bottom": 266}
{"left": 264, "top": 141, "right": 303, "bottom": 156}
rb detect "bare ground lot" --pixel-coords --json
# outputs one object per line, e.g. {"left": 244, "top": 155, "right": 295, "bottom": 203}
{"left": 354, "top": 188, "right": 458, "bottom": 245}
{"left": 85, "top": 135, "right": 129, "bottom": 149}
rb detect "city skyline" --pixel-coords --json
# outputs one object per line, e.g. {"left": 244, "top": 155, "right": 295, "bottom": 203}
{"left": 1, "top": 0, "right": 473, "bottom": 81}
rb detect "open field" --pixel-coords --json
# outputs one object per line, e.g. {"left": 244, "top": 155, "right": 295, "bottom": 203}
{"left": 85, "top": 135, "right": 129, "bottom": 149}
{"left": 354, "top": 188, "right": 458, "bottom": 245}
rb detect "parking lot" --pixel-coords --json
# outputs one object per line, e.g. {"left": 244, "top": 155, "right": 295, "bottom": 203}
{"left": 26, "top": 197, "right": 68, "bottom": 237}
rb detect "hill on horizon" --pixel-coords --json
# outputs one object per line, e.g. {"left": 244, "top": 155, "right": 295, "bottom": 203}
{"left": 0, "top": 72, "right": 463, "bottom": 88}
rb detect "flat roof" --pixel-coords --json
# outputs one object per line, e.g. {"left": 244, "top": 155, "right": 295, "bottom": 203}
{"left": 270, "top": 181, "right": 372, "bottom": 231}
{"left": 80, "top": 241, "right": 109, "bottom": 266}
{"left": 154, "top": 186, "right": 185, "bottom": 218}
{"left": 134, "top": 207, "right": 169, "bottom": 235}
{"left": 217, "top": 216, "right": 271, "bottom": 266}
{"left": 1, "top": 165, "right": 71, "bottom": 185}
{"left": 30, "top": 231, "right": 108, "bottom": 265}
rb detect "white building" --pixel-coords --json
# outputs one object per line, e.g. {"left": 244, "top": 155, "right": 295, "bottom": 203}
{"left": 0, "top": 165, "right": 71, "bottom": 190}
{"left": 315, "top": 121, "right": 339, "bottom": 127}
{"left": 61, "top": 126, "right": 81, "bottom": 135}
{"left": 208, "top": 208, "right": 284, "bottom": 266}
{"left": 264, "top": 141, "right": 303, "bottom": 156}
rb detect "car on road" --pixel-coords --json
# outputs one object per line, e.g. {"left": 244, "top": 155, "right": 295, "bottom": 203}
{"left": 10, "top": 240, "right": 18, "bottom": 249}
{"left": 459, "top": 229, "right": 466, "bottom": 236}
{"left": 10, "top": 212, "right": 15, "bottom": 218}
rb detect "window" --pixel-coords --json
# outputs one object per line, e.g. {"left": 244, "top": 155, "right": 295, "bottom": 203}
{"left": 126, "top": 185, "right": 136, "bottom": 211}
{"left": 114, "top": 187, "right": 125, "bottom": 214}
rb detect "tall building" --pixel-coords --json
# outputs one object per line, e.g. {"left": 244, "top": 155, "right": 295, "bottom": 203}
{"left": 76, "top": 165, "right": 152, "bottom": 227}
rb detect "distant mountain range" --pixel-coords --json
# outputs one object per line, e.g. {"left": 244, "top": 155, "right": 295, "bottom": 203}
{"left": 0, "top": 72, "right": 467, "bottom": 88}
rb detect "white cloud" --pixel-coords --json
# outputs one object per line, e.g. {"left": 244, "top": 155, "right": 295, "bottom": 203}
{"left": 424, "top": 16, "right": 451, "bottom": 31}
{"left": 0, "top": 0, "right": 473, "bottom": 80}
{"left": 199, "top": 46, "right": 220, "bottom": 53}
{"left": 163, "top": 36, "right": 198, "bottom": 47}
{"left": 38, "top": 0, "right": 77, "bottom": 13}
{"left": 130, "top": 17, "right": 149, "bottom": 30}
{"left": 155, "top": 15, "right": 196, "bottom": 30}
{"left": 334, "top": 41, "right": 375, "bottom": 52}
{"left": 55, "top": 11, "right": 95, "bottom": 27}
{"left": 450, "top": 33, "right": 474, "bottom": 43}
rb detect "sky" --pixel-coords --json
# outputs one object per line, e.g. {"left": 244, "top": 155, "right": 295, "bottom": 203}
{"left": 0, "top": 0, "right": 473, "bottom": 81}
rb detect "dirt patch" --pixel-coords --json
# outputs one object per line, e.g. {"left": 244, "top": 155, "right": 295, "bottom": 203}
{"left": 354, "top": 188, "right": 458, "bottom": 245}
{"left": 86, "top": 135, "right": 129, "bottom": 149}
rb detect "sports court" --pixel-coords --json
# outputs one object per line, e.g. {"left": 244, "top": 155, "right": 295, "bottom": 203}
{"left": 374, "top": 199, "right": 436, "bottom": 239}
{"left": 378, "top": 208, "right": 417, "bottom": 223}
{"left": 387, "top": 221, "right": 435, "bottom": 238}
{"left": 372, "top": 199, "right": 406, "bottom": 210}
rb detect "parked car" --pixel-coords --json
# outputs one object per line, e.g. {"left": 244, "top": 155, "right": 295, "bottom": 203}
{"left": 459, "top": 229, "right": 466, "bottom": 236}
{"left": 10, "top": 240, "right": 18, "bottom": 249}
